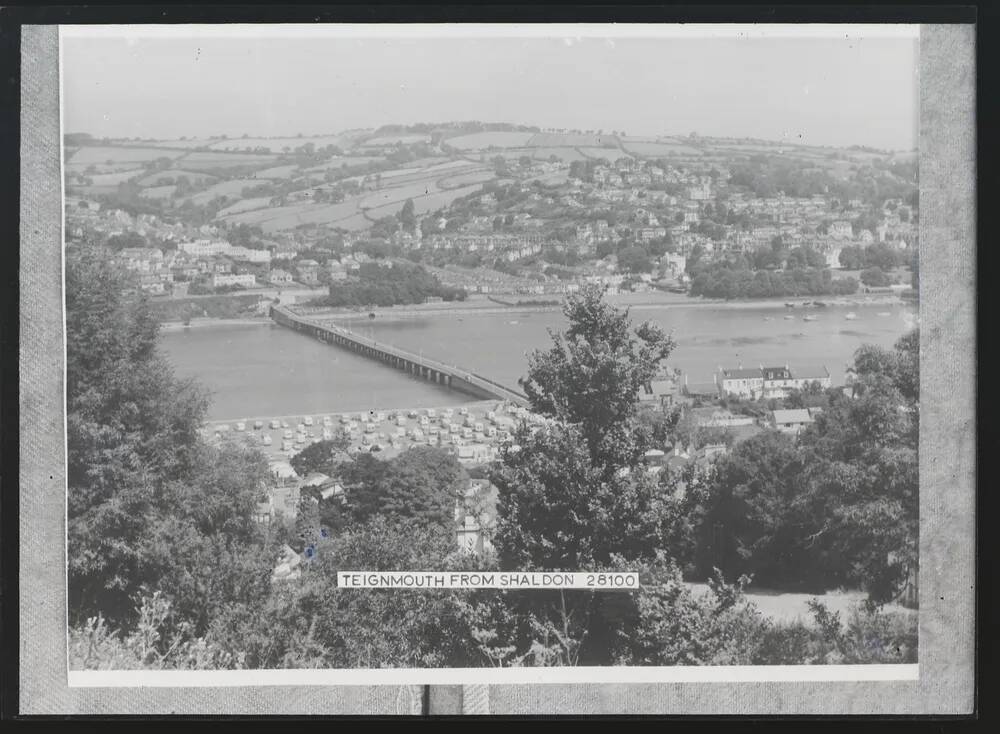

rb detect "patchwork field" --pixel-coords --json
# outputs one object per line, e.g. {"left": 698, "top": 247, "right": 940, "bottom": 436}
{"left": 398, "top": 156, "right": 451, "bottom": 169}
{"left": 302, "top": 157, "right": 385, "bottom": 173}
{"left": 362, "top": 183, "right": 486, "bottom": 220}
{"left": 576, "top": 146, "right": 629, "bottom": 160}
{"left": 216, "top": 197, "right": 274, "bottom": 217}
{"left": 340, "top": 161, "right": 483, "bottom": 192}
{"left": 446, "top": 131, "right": 536, "bottom": 150}
{"left": 473, "top": 147, "right": 535, "bottom": 161}
{"left": 176, "top": 151, "right": 280, "bottom": 170}
{"left": 525, "top": 171, "right": 571, "bottom": 186}
{"left": 207, "top": 135, "right": 350, "bottom": 152}
{"left": 361, "top": 133, "right": 431, "bottom": 147}
{"left": 215, "top": 168, "right": 488, "bottom": 233}
{"left": 70, "top": 168, "right": 145, "bottom": 186}
{"left": 359, "top": 182, "right": 441, "bottom": 211}
{"left": 254, "top": 165, "right": 301, "bottom": 179}
{"left": 329, "top": 213, "right": 374, "bottom": 231}
{"left": 218, "top": 201, "right": 317, "bottom": 227}
{"left": 622, "top": 141, "right": 704, "bottom": 156}
{"left": 437, "top": 170, "right": 496, "bottom": 188}
{"left": 69, "top": 146, "right": 186, "bottom": 164}
{"left": 145, "top": 138, "right": 220, "bottom": 149}
{"left": 706, "top": 142, "right": 789, "bottom": 152}
{"left": 422, "top": 159, "right": 477, "bottom": 173}
{"left": 528, "top": 147, "right": 590, "bottom": 162}
{"left": 527, "top": 133, "right": 613, "bottom": 148}
{"left": 65, "top": 160, "right": 151, "bottom": 175}
{"left": 136, "top": 170, "right": 218, "bottom": 186}
{"left": 65, "top": 185, "right": 122, "bottom": 197}
{"left": 185, "top": 178, "right": 267, "bottom": 206}
{"left": 139, "top": 185, "right": 177, "bottom": 200}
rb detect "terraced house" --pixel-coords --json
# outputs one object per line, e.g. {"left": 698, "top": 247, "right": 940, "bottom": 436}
{"left": 717, "top": 364, "right": 833, "bottom": 400}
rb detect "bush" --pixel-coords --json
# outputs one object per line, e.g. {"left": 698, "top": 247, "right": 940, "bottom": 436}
{"left": 752, "top": 601, "right": 918, "bottom": 665}
{"left": 69, "top": 592, "right": 244, "bottom": 670}
{"left": 623, "top": 562, "right": 769, "bottom": 666}
{"left": 860, "top": 266, "right": 891, "bottom": 287}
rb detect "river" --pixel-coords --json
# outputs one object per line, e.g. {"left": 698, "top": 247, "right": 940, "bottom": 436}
{"left": 161, "top": 301, "right": 918, "bottom": 421}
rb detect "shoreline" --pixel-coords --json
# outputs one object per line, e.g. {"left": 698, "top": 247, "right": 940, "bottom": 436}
{"left": 158, "top": 292, "right": 911, "bottom": 327}
{"left": 159, "top": 317, "right": 272, "bottom": 331}
{"left": 299, "top": 292, "right": 909, "bottom": 322}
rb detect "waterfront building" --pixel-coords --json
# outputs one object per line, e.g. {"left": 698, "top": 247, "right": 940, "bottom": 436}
{"left": 761, "top": 365, "right": 832, "bottom": 399}
{"left": 719, "top": 367, "right": 765, "bottom": 399}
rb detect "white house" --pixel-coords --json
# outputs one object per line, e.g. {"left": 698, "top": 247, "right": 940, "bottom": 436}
{"left": 212, "top": 272, "right": 256, "bottom": 288}
{"left": 771, "top": 408, "right": 815, "bottom": 435}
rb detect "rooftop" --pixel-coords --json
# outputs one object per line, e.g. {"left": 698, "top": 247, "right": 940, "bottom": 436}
{"left": 772, "top": 409, "right": 814, "bottom": 424}
{"left": 721, "top": 367, "right": 763, "bottom": 380}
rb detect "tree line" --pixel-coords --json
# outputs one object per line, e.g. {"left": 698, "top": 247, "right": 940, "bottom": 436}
{"left": 66, "top": 266, "right": 917, "bottom": 670}
{"left": 319, "top": 261, "right": 467, "bottom": 308}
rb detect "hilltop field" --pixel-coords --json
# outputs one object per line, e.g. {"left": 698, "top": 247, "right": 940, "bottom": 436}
{"left": 65, "top": 124, "right": 912, "bottom": 237}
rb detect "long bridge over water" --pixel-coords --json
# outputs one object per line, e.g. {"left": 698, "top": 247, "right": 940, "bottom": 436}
{"left": 270, "top": 305, "right": 530, "bottom": 407}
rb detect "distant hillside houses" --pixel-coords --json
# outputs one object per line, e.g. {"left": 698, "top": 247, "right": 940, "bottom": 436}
{"left": 423, "top": 233, "right": 547, "bottom": 258}
{"left": 212, "top": 272, "right": 256, "bottom": 288}
{"left": 178, "top": 238, "right": 271, "bottom": 263}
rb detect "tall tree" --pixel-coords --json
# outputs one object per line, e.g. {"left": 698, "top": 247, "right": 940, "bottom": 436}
{"left": 517, "top": 283, "right": 675, "bottom": 470}
{"left": 489, "top": 285, "right": 681, "bottom": 663}
{"left": 66, "top": 247, "right": 210, "bottom": 625}
{"left": 289, "top": 436, "right": 350, "bottom": 478}
{"left": 339, "top": 446, "right": 467, "bottom": 530}
{"left": 399, "top": 198, "right": 417, "bottom": 232}
{"left": 798, "top": 331, "right": 919, "bottom": 603}
{"left": 66, "top": 246, "right": 276, "bottom": 635}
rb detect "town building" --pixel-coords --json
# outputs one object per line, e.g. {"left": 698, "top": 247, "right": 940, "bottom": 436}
{"left": 296, "top": 259, "right": 321, "bottom": 285}
{"left": 178, "top": 239, "right": 231, "bottom": 257}
{"left": 211, "top": 272, "right": 256, "bottom": 288}
{"left": 327, "top": 259, "right": 348, "bottom": 281}
{"left": 718, "top": 367, "right": 765, "bottom": 399}
{"left": 829, "top": 221, "right": 854, "bottom": 240}
{"left": 771, "top": 408, "right": 815, "bottom": 435}
{"left": 687, "top": 407, "right": 756, "bottom": 429}
{"left": 761, "top": 365, "right": 832, "bottom": 399}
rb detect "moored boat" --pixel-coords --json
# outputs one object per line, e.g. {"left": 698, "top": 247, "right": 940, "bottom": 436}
{"left": 845, "top": 312, "right": 858, "bottom": 320}
{"left": 803, "top": 315, "right": 818, "bottom": 322}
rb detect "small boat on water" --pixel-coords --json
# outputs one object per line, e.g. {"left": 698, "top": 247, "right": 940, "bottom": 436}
{"left": 814, "top": 301, "right": 828, "bottom": 308}
{"left": 784, "top": 302, "right": 795, "bottom": 308}
{"left": 783, "top": 315, "right": 795, "bottom": 320}
{"left": 845, "top": 312, "right": 858, "bottom": 320}
{"left": 803, "top": 315, "right": 818, "bottom": 322}
{"left": 763, "top": 316, "right": 774, "bottom": 321}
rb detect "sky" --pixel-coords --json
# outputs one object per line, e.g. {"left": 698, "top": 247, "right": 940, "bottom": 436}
{"left": 61, "top": 25, "right": 919, "bottom": 151}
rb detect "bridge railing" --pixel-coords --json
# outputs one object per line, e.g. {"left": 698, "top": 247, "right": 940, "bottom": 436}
{"left": 272, "top": 306, "right": 529, "bottom": 404}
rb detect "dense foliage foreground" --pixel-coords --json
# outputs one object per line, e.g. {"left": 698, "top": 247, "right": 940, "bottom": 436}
{"left": 67, "top": 247, "right": 917, "bottom": 669}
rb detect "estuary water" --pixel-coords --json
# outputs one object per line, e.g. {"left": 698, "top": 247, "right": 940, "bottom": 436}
{"left": 161, "top": 301, "right": 917, "bottom": 421}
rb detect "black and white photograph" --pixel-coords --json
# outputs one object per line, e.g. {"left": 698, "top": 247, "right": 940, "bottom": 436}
{"left": 56, "top": 23, "right": 928, "bottom": 685}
